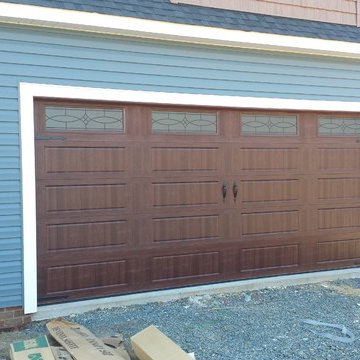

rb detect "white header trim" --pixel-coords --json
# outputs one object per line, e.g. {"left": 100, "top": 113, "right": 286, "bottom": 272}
{"left": 20, "top": 82, "right": 360, "bottom": 314}
{"left": 2, "top": 2, "right": 360, "bottom": 59}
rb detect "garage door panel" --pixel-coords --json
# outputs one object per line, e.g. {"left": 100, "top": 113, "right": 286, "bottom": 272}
{"left": 151, "top": 146, "right": 221, "bottom": 172}
{"left": 152, "top": 181, "right": 221, "bottom": 207}
{"left": 318, "top": 206, "right": 360, "bottom": 230}
{"left": 240, "top": 244, "right": 299, "bottom": 272}
{"left": 134, "top": 178, "right": 224, "bottom": 215}
{"left": 38, "top": 245, "right": 138, "bottom": 266}
{"left": 43, "top": 145, "right": 128, "bottom": 174}
{"left": 318, "top": 147, "right": 360, "bottom": 172}
{"left": 152, "top": 215, "right": 220, "bottom": 243}
{"left": 240, "top": 178, "right": 300, "bottom": 204}
{"left": 43, "top": 182, "right": 129, "bottom": 213}
{"left": 318, "top": 177, "right": 360, "bottom": 202}
{"left": 150, "top": 251, "right": 221, "bottom": 283}
{"left": 129, "top": 214, "right": 226, "bottom": 247}
{"left": 230, "top": 147, "right": 300, "bottom": 172}
{"left": 317, "top": 237, "right": 360, "bottom": 264}
{"left": 46, "top": 219, "right": 130, "bottom": 250}
{"left": 241, "top": 210, "right": 300, "bottom": 236}
{"left": 46, "top": 260, "right": 129, "bottom": 294}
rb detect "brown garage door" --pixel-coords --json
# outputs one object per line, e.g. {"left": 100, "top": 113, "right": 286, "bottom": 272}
{"left": 34, "top": 99, "right": 360, "bottom": 304}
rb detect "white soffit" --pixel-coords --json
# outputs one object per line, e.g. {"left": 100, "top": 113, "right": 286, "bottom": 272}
{"left": 1, "top": 2, "right": 360, "bottom": 59}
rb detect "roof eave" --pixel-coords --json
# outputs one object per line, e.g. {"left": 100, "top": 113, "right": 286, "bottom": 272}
{"left": 1, "top": 2, "right": 360, "bottom": 59}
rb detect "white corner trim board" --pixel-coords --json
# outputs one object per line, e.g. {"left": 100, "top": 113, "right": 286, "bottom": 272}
{"left": 2, "top": 2, "right": 360, "bottom": 59}
{"left": 20, "top": 82, "right": 360, "bottom": 314}
{"left": 19, "top": 84, "right": 37, "bottom": 315}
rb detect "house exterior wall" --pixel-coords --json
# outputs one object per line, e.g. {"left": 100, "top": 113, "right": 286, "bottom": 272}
{"left": 170, "top": 0, "right": 359, "bottom": 26}
{"left": 2, "top": 23, "right": 360, "bottom": 309}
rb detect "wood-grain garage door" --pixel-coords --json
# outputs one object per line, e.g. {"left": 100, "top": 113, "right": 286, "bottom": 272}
{"left": 35, "top": 100, "right": 360, "bottom": 304}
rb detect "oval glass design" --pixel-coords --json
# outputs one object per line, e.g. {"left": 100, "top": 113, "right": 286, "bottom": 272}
{"left": 152, "top": 111, "right": 217, "bottom": 134}
{"left": 45, "top": 106, "right": 124, "bottom": 132}
{"left": 241, "top": 114, "right": 297, "bottom": 135}
{"left": 319, "top": 117, "right": 360, "bottom": 136}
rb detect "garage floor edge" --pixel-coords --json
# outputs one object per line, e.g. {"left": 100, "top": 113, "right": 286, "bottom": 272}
{"left": 32, "top": 267, "right": 360, "bottom": 321}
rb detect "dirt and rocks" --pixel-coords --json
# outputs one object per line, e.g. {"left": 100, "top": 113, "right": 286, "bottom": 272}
{"left": 1, "top": 278, "right": 360, "bottom": 359}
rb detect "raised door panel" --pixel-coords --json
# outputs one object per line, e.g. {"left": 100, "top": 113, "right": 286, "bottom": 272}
{"left": 46, "top": 260, "right": 129, "bottom": 294}
{"left": 230, "top": 147, "right": 301, "bottom": 173}
{"left": 152, "top": 215, "right": 220, "bottom": 243}
{"left": 151, "top": 251, "right": 221, "bottom": 283}
{"left": 151, "top": 146, "right": 220, "bottom": 173}
{"left": 242, "top": 179, "right": 299, "bottom": 203}
{"left": 317, "top": 147, "right": 360, "bottom": 172}
{"left": 152, "top": 181, "right": 219, "bottom": 207}
{"left": 36, "top": 142, "right": 131, "bottom": 179}
{"left": 45, "top": 146, "right": 126, "bottom": 173}
{"left": 240, "top": 244, "right": 299, "bottom": 273}
{"left": 318, "top": 206, "right": 360, "bottom": 230}
{"left": 38, "top": 180, "right": 131, "bottom": 218}
{"left": 241, "top": 210, "right": 300, "bottom": 236}
{"left": 46, "top": 219, "right": 130, "bottom": 250}
{"left": 317, "top": 237, "right": 360, "bottom": 264}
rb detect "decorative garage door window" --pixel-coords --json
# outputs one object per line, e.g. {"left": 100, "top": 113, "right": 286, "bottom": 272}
{"left": 152, "top": 111, "right": 217, "bottom": 133}
{"left": 318, "top": 116, "right": 360, "bottom": 136}
{"left": 45, "top": 106, "right": 124, "bottom": 131}
{"left": 241, "top": 114, "right": 297, "bottom": 135}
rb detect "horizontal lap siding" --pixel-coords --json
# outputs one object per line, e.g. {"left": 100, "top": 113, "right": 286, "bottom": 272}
{"left": 0, "top": 72, "right": 21, "bottom": 306}
{"left": 1, "top": 23, "right": 360, "bottom": 307}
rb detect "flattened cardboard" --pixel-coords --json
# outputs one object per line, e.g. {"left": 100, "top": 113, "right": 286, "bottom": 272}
{"left": 51, "top": 347, "right": 73, "bottom": 360}
{"left": 131, "top": 325, "right": 191, "bottom": 360}
{"left": 102, "top": 335, "right": 124, "bottom": 349}
{"left": 102, "top": 336, "right": 131, "bottom": 360}
{"left": 51, "top": 338, "right": 131, "bottom": 360}
{"left": 10, "top": 335, "right": 56, "bottom": 360}
{"left": 46, "top": 318, "right": 127, "bottom": 360}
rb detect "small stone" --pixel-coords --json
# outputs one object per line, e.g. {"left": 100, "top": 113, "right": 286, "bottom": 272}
{"left": 245, "top": 294, "right": 252, "bottom": 302}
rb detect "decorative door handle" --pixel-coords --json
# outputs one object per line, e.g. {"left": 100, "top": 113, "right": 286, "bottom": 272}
{"left": 233, "top": 180, "right": 239, "bottom": 201}
{"left": 222, "top": 182, "right": 228, "bottom": 201}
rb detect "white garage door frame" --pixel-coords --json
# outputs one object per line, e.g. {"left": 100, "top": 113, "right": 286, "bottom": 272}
{"left": 19, "top": 82, "right": 360, "bottom": 314}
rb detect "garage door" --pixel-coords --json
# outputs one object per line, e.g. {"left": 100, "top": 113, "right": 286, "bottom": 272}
{"left": 35, "top": 99, "right": 360, "bottom": 304}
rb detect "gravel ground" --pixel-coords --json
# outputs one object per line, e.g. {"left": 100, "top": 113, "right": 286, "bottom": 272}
{"left": 1, "top": 278, "right": 360, "bottom": 359}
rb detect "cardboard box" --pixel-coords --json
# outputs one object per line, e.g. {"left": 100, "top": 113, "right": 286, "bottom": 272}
{"left": 10, "top": 335, "right": 56, "bottom": 360}
{"left": 131, "top": 325, "right": 191, "bottom": 360}
{"left": 47, "top": 318, "right": 128, "bottom": 360}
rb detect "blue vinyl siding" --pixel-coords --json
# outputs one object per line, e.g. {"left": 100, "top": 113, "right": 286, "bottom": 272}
{"left": 1, "top": 23, "right": 360, "bottom": 308}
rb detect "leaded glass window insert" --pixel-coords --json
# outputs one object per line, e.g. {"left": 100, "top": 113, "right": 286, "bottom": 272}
{"left": 152, "top": 111, "right": 217, "bottom": 134}
{"left": 241, "top": 114, "right": 297, "bottom": 135}
{"left": 45, "top": 106, "right": 124, "bottom": 131}
{"left": 318, "top": 116, "right": 360, "bottom": 136}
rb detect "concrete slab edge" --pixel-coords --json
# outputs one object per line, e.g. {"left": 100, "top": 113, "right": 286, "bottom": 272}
{"left": 32, "top": 268, "right": 360, "bottom": 321}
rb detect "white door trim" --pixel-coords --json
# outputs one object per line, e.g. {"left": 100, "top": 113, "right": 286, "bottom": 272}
{"left": 20, "top": 82, "right": 360, "bottom": 314}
